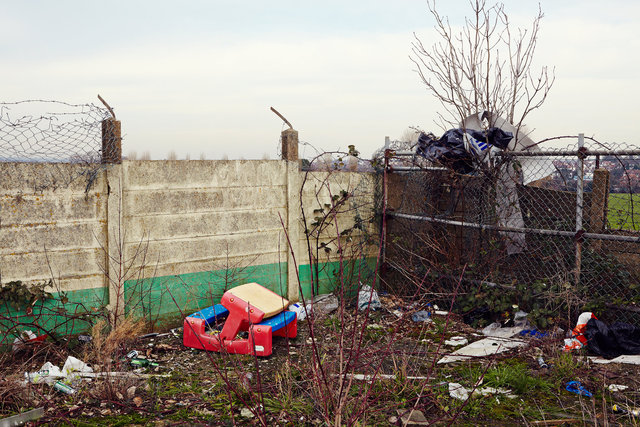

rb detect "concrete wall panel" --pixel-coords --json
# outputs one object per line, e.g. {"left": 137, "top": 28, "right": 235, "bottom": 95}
{"left": 1, "top": 159, "right": 378, "bottom": 323}
{"left": 125, "top": 209, "right": 285, "bottom": 241}
{"left": 124, "top": 160, "right": 287, "bottom": 190}
{"left": 124, "top": 187, "right": 286, "bottom": 216}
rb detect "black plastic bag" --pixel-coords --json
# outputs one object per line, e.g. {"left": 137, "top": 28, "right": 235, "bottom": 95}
{"left": 416, "top": 127, "right": 513, "bottom": 174}
{"left": 416, "top": 130, "right": 473, "bottom": 174}
{"left": 585, "top": 318, "right": 640, "bottom": 359}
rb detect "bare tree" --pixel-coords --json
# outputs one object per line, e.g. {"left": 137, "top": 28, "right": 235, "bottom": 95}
{"left": 411, "top": 0, "right": 554, "bottom": 139}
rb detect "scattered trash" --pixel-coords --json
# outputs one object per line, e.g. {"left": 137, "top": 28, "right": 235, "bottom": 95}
{"left": 565, "top": 381, "right": 592, "bottom": 398}
{"left": 438, "top": 337, "right": 526, "bottom": 364}
{"left": 240, "top": 407, "right": 255, "bottom": 418}
{"left": 416, "top": 126, "right": 512, "bottom": 174}
{"left": 126, "top": 385, "right": 137, "bottom": 399}
{"left": 357, "top": 285, "right": 381, "bottom": 311}
{"left": 537, "top": 357, "right": 549, "bottom": 369}
{"left": 25, "top": 362, "right": 63, "bottom": 385}
{"left": 434, "top": 310, "right": 449, "bottom": 316}
{"left": 482, "top": 311, "right": 531, "bottom": 338}
{"left": 288, "top": 303, "right": 306, "bottom": 321}
{"left": 563, "top": 312, "right": 596, "bottom": 352}
{"left": 608, "top": 384, "right": 629, "bottom": 392}
{"left": 12, "top": 330, "right": 46, "bottom": 352}
{"left": 397, "top": 408, "right": 429, "bottom": 425}
{"left": 519, "top": 329, "right": 548, "bottom": 339}
{"left": 78, "top": 335, "right": 93, "bottom": 343}
{"left": 482, "top": 322, "right": 523, "bottom": 338}
{"left": 473, "top": 387, "right": 516, "bottom": 399}
{"left": 0, "top": 407, "right": 44, "bottom": 426}
{"left": 612, "top": 404, "right": 640, "bottom": 417}
{"left": 138, "top": 332, "right": 159, "bottom": 339}
{"left": 448, "top": 382, "right": 469, "bottom": 401}
{"left": 589, "top": 355, "right": 640, "bottom": 365}
{"left": 585, "top": 317, "right": 640, "bottom": 359}
{"left": 341, "top": 373, "right": 431, "bottom": 382}
{"left": 130, "top": 358, "right": 159, "bottom": 368}
{"left": 411, "top": 310, "right": 432, "bottom": 323}
{"left": 62, "top": 356, "right": 93, "bottom": 379}
{"left": 444, "top": 336, "right": 468, "bottom": 347}
{"left": 448, "top": 382, "right": 516, "bottom": 401}
{"left": 53, "top": 380, "right": 76, "bottom": 395}
{"left": 311, "top": 294, "right": 339, "bottom": 318}
{"left": 24, "top": 356, "right": 92, "bottom": 386}
{"left": 126, "top": 350, "right": 139, "bottom": 359}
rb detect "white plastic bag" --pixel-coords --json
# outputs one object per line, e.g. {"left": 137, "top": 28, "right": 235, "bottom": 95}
{"left": 358, "top": 285, "right": 381, "bottom": 311}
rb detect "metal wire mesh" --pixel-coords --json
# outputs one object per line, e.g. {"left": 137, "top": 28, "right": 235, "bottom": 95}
{"left": 384, "top": 137, "right": 640, "bottom": 327}
{"left": 0, "top": 100, "right": 114, "bottom": 163}
{"left": 0, "top": 100, "right": 119, "bottom": 191}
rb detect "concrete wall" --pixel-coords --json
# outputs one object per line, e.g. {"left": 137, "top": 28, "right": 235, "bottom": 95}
{"left": 1, "top": 163, "right": 108, "bottom": 292}
{"left": 0, "top": 160, "right": 378, "bottom": 329}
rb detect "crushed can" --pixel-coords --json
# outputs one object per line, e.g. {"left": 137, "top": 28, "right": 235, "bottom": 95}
{"left": 78, "top": 335, "right": 92, "bottom": 343}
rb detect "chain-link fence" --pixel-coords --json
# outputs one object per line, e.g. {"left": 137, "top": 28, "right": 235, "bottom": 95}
{"left": 383, "top": 135, "right": 640, "bottom": 328}
{"left": 0, "top": 100, "right": 120, "bottom": 190}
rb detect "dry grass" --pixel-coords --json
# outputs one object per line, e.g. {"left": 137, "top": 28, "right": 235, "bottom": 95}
{"left": 84, "top": 316, "right": 145, "bottom": 370}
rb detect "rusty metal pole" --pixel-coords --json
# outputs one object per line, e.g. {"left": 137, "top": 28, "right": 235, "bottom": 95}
{"left": 575, "top": 133, "right": 585, "bottom": 286}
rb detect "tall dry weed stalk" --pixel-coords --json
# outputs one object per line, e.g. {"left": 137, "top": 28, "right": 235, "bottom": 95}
{"left": 85, "top": 316, "right": 145, "bottom": 370}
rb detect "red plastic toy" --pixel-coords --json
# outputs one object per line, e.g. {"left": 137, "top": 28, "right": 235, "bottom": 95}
{"left": 183, "top": 283, "right": 297, "bottom": 356}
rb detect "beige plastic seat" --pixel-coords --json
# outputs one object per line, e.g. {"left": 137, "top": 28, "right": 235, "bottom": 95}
{"left": 225, "top": 282, "right": 289, "bottom": 318}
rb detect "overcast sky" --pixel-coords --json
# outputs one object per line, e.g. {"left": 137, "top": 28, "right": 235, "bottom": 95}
{"left": 1, "top": 1, "right": 639, "bottom": 160}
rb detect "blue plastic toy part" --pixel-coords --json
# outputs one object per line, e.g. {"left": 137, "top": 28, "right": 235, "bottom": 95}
{"left": 519, "top": 329, "right": 549, "bottom": 339}
{"left": 566, "top": 381, "right": 593, "bottom": 398}
{"left": 190, "top": 304, "right": 229, "bottom": 326}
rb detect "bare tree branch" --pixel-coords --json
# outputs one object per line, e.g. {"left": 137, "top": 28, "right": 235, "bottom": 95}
{"left": 411, "top": 0, "right": 554, "bottom": 140}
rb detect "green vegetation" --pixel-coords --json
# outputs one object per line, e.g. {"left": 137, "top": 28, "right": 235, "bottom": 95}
{"left": 608, "top": 193, "right": 640, "bottom": 230}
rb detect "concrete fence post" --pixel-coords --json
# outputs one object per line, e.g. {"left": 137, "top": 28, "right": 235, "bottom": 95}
{"left": 105, "top": 164, "right": 125, "bottom": 321}
{"left": 102, "top": 118, "right": 122, "bottom": 164}
{"left": 280, "top": 127, "right": 301, "bottom": 301}
{"left": 281, "top": 128, "right": 299, "bottom": 161}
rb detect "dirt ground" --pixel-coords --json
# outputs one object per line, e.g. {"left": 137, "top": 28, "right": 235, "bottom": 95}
{"left": 3, "top": 298, "right": 640, "bottom": 426}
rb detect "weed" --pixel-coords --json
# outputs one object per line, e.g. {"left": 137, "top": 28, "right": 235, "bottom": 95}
{"left": 483, "top": 361, "right": 552, "bottom": 395}
{"left": 551, "top": 351, "right": 584, "bottom": 381}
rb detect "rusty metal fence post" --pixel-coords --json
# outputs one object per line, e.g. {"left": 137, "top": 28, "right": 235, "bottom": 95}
{"left": 575, "top": 133, "right": 585, "bottom": 286}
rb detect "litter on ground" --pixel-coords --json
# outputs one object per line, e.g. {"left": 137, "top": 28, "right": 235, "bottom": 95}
{"left": 437, "top": 337, "right": 526, "bottom": 364}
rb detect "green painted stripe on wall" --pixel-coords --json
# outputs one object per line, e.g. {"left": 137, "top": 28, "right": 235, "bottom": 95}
{"left": 123, "top": 262, "right": 287, "bottom": 325}
{"left": 0, "top": 286, "right": 108, "bottom": 345}
{"left": 122, "top": 257, "right": 376, "bottom": 326}
{"left": 1, "top": 257, "right": 378, "bottom": 344}
{"left": 298, "top": 257, "right": 377, "bottom": 299}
